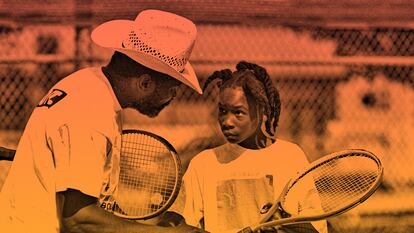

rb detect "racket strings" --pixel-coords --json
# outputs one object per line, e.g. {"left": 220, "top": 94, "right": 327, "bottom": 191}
{"left": 121, "top": 142, "right": 175, "bottom": 187}
{"left": 282, "top": 152, "right": 381, "bottom": 215}
{"left": 115, "top": 133, "right": 179, "bottom": 217}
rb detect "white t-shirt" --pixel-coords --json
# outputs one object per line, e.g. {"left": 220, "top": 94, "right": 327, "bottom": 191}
{"left": 182, "top": 140, "right": 328, "bottom": 233}
{"left": 0, "top": 67, "right": 122, "bottom": 233}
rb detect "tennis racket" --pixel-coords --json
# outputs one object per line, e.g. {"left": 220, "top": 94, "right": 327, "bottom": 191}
{"left": 108, "top": 129, "right": 183, "bottom": 220}
{"left": 238, "top": 149, "right": 383, "bottom": 233}
{"left": 1, "top": 130, "right": 183, "bottom": 220}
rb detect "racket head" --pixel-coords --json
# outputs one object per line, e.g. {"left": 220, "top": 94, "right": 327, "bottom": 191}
{"left": 112, "top": 129, "right": 182, "bottom": 220}
{"left": 280, "top": 149, "right": 383, "bottom": 219}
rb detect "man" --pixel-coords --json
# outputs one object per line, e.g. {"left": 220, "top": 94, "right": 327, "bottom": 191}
{"left": 0, "top": 9, "right": 207, "bottom": 233}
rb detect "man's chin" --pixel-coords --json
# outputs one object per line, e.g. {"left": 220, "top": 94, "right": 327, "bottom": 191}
{"left": 143, "top": 111, "right": 160, "bottom": 118}
{"left": 139, "top": 109, "right": 161, "bottom": 118}
{"left": 132, "top": 106, "right": 164, "bottom": 118}
{"left": 130, "top": 101, "right": 171, "bottom": 118}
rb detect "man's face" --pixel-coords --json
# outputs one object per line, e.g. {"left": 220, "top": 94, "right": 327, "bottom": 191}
{"left": 218, "top": 87, "right": 259, "bottom": 144}
{"left": 131, "top": 73, "right": 181, "bottom": 118}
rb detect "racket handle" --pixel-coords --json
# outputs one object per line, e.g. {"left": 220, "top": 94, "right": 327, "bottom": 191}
{"left": 0, "top": 147, "right": 16, "bottom": 161}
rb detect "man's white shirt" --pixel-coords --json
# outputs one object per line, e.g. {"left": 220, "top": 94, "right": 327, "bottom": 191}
{"left": 0, "top": 67, "right": 122, "bottom": 233}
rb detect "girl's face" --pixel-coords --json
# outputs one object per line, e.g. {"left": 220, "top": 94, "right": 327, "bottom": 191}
{"left": 218, "top": 86, "right": 260, "bottom": 147}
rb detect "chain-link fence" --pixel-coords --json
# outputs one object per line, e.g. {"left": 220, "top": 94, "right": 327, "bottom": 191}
{"left": 1, "top": 19, "right": 413, "bottom": 232}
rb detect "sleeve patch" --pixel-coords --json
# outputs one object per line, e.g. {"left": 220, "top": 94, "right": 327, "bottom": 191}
{"left": 37, "top": 89, "right": 67, "bottom": 108}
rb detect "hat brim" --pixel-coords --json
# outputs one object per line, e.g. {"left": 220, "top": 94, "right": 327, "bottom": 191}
{"left": 91, "top": 20, "right": 202, "bottom": 94}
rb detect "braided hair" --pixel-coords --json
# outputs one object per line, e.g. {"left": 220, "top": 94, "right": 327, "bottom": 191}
{"left": 203, "top": 61, "right": 281, "bottom": 145}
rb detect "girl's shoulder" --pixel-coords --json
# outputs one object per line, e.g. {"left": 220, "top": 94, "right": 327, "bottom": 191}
{"left": 262, "top": 139, "right": 309, "bottom": 168}
{"left": 190, "top": 147, "right": 219, "bottom": 165}
{"left": 265, "top": 139, "right": 305, "bottom": 156}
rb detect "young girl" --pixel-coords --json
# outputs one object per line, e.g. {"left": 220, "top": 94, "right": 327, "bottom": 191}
{"left": 182, "top": 61, "right": 327, "bottom": 233}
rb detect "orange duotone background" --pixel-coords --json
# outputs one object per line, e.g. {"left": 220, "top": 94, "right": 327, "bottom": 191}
{"left": 1, "top": 1, "right": 414, "bottom": 232}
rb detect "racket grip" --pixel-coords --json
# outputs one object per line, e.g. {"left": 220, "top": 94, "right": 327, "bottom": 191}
{"left": 237, "top": 227, "right": 253, "bottom": 233}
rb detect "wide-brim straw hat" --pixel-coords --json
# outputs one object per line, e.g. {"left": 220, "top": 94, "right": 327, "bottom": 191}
{"left": 91, "top": 9, "right": 202, "bottom": 94}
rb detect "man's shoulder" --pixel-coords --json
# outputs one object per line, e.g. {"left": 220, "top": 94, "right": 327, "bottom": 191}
{"left": 71, "top": 67, "right": 100, "bottom": 76}
{"left": 60, "top": 67, "right": 102, "bottom": 86}
{"left": 56, "top": 67, "right": 112, "bottom": 102}
{"left": 39, "top": 67, "right": 117, "bottom": 124}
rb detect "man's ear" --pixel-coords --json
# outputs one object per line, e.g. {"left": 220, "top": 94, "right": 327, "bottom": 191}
{"left": 136, "top": 74, "right": 155, "bottom": 94}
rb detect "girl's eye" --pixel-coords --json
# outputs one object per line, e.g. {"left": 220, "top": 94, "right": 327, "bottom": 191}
{"left": 219, "top": 107, "right": 227, "bottom": 114}
{"left": 234, "top": 110, "right": 244, "bottom": 116}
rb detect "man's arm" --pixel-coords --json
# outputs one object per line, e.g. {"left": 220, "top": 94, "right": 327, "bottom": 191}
{"left": 59, "top": 189, "right": 208, "bottom": 233}
{"left": 278, "top": 223, "right": 323, "bottom": 233}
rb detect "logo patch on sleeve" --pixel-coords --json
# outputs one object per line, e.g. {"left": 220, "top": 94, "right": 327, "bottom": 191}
{"left": 37, "top": 89, "right": 67, "bottom": 108}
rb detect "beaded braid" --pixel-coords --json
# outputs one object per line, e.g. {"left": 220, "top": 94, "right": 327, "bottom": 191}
{"left": 236, "top": 61, "right": 281, "bottom": 140}
{"left": 202, "top": 69, "right": 233, "bottom": 92}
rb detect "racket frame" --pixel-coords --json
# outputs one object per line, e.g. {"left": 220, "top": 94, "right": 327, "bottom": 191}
{"left": 112, "top": 129, "right": 183, "bottom": 220}
{"left": 249, "top": 149, "right": 383, "bottom": 232}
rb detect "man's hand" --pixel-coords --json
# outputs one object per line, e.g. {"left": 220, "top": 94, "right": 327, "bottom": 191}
{"left": 156, "top": 211, "right": 209, "bottom": 232}
{"left": 170, "top": 223, "right": 210, "bottom": 233}
{"left": 59, "top": 189, "right": 208, "bottom": 233}
{"left": 156, "top": 211, "right": 186, "bottom": 227}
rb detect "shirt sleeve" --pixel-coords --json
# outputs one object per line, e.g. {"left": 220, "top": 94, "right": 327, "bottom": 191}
{"left": 182, "top": 158, "right": 204, "bottom": 228}
{"left": 48, "top": 123, "right": 109, "bottom": 198}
